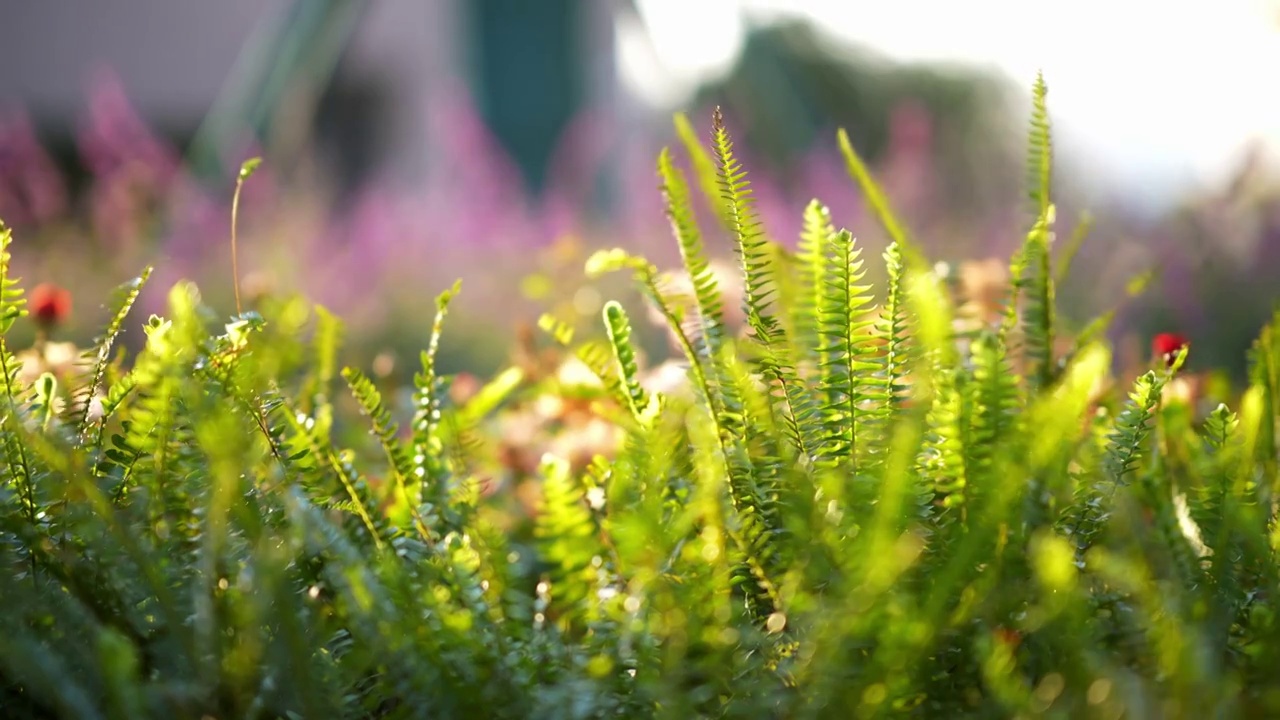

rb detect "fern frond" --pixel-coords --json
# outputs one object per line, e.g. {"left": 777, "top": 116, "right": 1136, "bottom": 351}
{"left": 865, "top": 241, "right": 915, "bottom": 460}
{"left": 712, "top": 108, "right": 821, "bottom": 463}
{"left": 0, "top": 221, "right": 27, "bottom": 335}
{"left": 921, "top": 366, "right": 969, "bottom": 510}
{"left": 966, "top": 331, "right": 1022, "bottom": 490}
{"left": 674, "top": 112, "right": 732, "bottom": 230}
{"left": 1192, "top": 403, "right": 1252, "bottom": 620}
{"left": 816, "top": 228, "right": 877, "bottom": 466}
{"left": 1001, "top": 73, "right": 1059, "bottom": 388}
{"left": 275, "top": 397, "right": 389, "bottom": 549}
{"left": 451, "top": 366, "right": 524, "bottom": 431}
{"left": 1104, "top": 371, "right": 1166, "bottom": 484}
{"left": 0, "top": 223, "right": 34, "bottom": 515}
{"left": 712, "top": 107, "right": 781, "bottom": 343}
{"left": 687, "top": 394, "right": 782, "bottom": 622}
{"left": 87, "top": 369, "right": 137, "bottom": 463}
{"left": 411, "top": 280, "right": 461, "bottom": 514}
{"left": 72, "top": 266, "right": 153, "bottom": 442}
{"left": 659, "top": 147, "right": 726, "bottom": 363}
{"left": 342, "top": 368, "right": 411, "bottom": 489}
{"left": 796, "top": 199, "right": 836, "bottom": 361}
{"left": 113, "top": 292, "right": 205, "bottom": 512}
{"left": 602, "top": 301, "right": 654, "bottom": 425}
{"left": 588, "top": 245, "right": 784, "bottom": 621}
{"left": 586, "top": 249, "right": 724, "bottom": 421}
{"left": 192, "top": 311, "right": 292, "bottom": 482}
{"left": 303, "top": 305, "right": 343, "bottom": 438}
{"left": 534, "top": 453, "right": 604, "bottom": 629}
{"left": 1027, "top": 71, "right": 1053, "bottom": 217}
{"left": 900, "top": 268, "right": 967, "bottom": 521}
{"left": 537, "top": 312, "right": 576, "bottom": 347}
{"left": 571, "top": 339, "right": 632, "bottom": 411}
{"left": 0, "top": 337, "right": 37, "bottom": 542}
{"left": 341, "top": 367, "right": 430, "bottom": 540}
{"left": 1020, "top": 209, "right": 1057, "bottom": 388}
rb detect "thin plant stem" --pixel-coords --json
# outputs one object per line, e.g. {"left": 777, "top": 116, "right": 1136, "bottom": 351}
{"left": 230, "top": 157, "right": 262, "bottom": 317}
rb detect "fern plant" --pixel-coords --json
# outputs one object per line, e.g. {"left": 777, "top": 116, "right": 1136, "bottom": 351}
{"left": 2, "top": 74, "right": 1280, "bottom": 720}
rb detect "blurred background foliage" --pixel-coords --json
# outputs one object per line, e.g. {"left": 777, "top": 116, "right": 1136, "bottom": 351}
{"left": 693, "top": 20, "right": 1021, "bottom": 215}
{"left": 0, "top": 0, "right": 1277, "bottom": 383}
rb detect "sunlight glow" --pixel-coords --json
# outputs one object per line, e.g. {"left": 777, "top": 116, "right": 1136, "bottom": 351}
{"left": 617, "top": 0, "right": 745, "bottom": 106}
{"left": 619, "top": 0, "right": 1280, "bottom": 197}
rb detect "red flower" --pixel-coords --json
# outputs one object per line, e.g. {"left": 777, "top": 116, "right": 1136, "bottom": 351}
{"left": 29, "top": 283, "right": 71, "bottom": 328}
{"left": 1152, "top": 332, "right": 1188, "bottom": 367}
{"left": 994, "top": 626, "right": 1022, "bottom": 649}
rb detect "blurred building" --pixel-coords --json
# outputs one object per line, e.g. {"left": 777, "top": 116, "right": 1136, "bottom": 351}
{"left": 0, "top": 0, "right": 621, "bottom": 194}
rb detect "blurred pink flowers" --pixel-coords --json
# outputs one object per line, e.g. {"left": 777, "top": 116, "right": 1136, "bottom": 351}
{"left": 14, "top": 66, "right": 1258, "bottom": 379}
{"left": 0, "top": 110, "right": 67, "bottom": 227}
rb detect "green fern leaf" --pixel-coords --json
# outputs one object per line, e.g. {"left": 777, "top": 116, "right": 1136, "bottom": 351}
{"left": 0, "top": 221, "right": 27, "bottom": 335}
{"left": 275, "top": 397, "right": 390, "bottom": 549}
{"left": 0, "top": 223, "right": 33, "bottom": 497}
{"left": 712, "top": 107, "right": 780, "bottom": 345}
{"left": 602, "top": 301, "right": 654, "bottom": 425}
{"left": 711, "top": 108, "right": 821, "bottom": 463}
{"left": 674, "top": 112, "right": 733, "bottom": 231}
{"left": 796, "top": 199, "right": 836, "bottom": 361}
{"left": 303, "top": 305, "right": 343, "bottom": 439}
{"left": 537, "top": 312, "right": 576, "bottom": 347}
{"left": 816, "top": 228, "right": 877, "bottom": 466}
{"left": 411, "top": 280, "right": 461, "bottom": 512}
{"left": 341, "top": 367, "right": 429, "bottom": 540}
{"left": 534, "top": 453, "right": 604, "bottom": 628}
{"left": 1020, "top": 209, "right": 1057, "bottom": 388}
{"left": 72, "top": 266, "right": 153, "bottom": 442}
{"left": 1105, "top": 371, "right": 1166, "bottom": 482}
{"left": 1027, "top": 71, "right": 1053, "bottom": 217}
{"left": 659, "top": 147, "right": 727, "bottom": 363}
{"left": 864, "top": 242, "right": 915, "bottom": 460}
{"left": 921, "top": 366, "right": 968, "bottom": 510}
{"left": 966, "top": 331, "right": 1022, "bottom": 492}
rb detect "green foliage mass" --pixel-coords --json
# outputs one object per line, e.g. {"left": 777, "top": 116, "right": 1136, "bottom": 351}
{"left": 3, "top": 76, "right": 1280, "bottom": 720}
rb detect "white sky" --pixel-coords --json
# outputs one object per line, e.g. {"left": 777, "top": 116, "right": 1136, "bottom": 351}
{"left": 617, "top": 0, "right": 1280, "bottom": 205}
